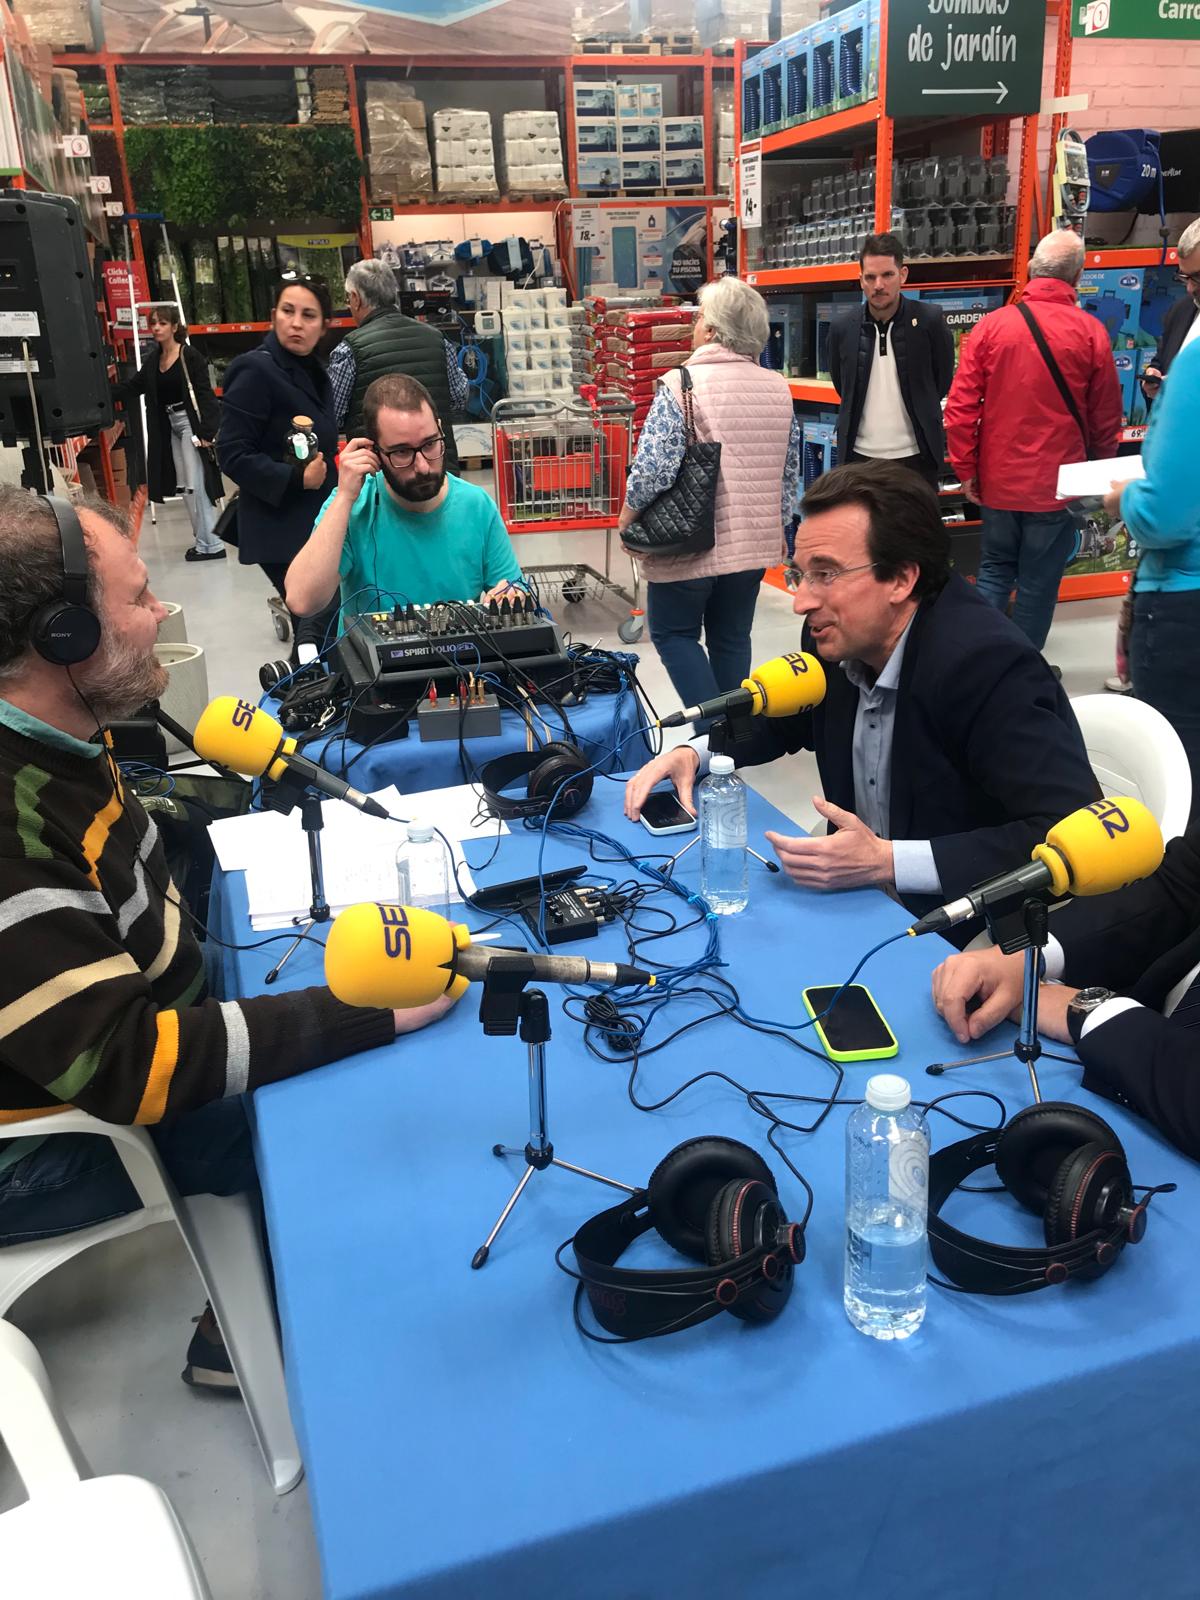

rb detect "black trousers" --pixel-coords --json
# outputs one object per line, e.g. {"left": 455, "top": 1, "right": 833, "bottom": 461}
{"left": 849, "top": 450, "right": 941, "bottom": 493}
{"left": 259, "top": 561, "right": 339, "bottom": 659}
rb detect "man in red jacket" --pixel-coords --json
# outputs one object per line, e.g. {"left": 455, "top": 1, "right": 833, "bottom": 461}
{"left": 945, "top": 231, "right": 1123, "bottom": 650}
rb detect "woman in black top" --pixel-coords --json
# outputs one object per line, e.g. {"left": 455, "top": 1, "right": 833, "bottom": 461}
{"left": 217, "top": 274, "right": 339, "bottom": 653}
{"left": 123, "top": 305, "right": 224, "bottom": 562}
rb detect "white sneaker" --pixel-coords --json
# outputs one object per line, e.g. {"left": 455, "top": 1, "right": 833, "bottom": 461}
{"left": 1104, "top": 675, "right": 1132, "bottom": 694}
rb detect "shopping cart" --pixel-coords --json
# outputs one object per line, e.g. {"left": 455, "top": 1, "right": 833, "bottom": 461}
{"left": 491, "top": 388, "right": 644, "bottom": 643}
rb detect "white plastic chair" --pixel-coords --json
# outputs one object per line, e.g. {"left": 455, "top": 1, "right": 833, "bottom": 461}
{"left": 1070, "top": 693, "right": 1193, "bottom": 842}
{"left": 0, "top": 1109, "right": 301, "bottom": 1494}
{"left": 0, "top": 1318, "right": 212, "bottom": 1597}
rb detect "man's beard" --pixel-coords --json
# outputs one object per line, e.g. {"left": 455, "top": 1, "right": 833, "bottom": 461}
{"left": 381, "top": 459, "right": 445, "bottom": 504}
{"left": 76, "top": 630, "right": 168, "bottom": 725}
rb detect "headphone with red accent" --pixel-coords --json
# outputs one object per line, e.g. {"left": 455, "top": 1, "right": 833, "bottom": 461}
{"left": 556, "top": 1136, "right": 808, "bottom": 1341}
{"left": 927, "top": 1101, "right": 1174, "bottom": 1295}
{"left": 478, "top": 740, "right": 593, "bottom": 822}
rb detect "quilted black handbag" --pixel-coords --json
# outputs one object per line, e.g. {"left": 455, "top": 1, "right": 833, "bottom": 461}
{"left": 621, "top": 366, "right": 721, "bottom": 558}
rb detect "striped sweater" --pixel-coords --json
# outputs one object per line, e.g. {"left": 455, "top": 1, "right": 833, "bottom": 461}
{"left": 0, "top": 714, "right": 394, "bottom": 1132}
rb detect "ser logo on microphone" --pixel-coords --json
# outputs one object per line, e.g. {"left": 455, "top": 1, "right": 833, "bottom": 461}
{"left": 232, "top": 699, "right": 256, "bottom": 731}
{"left": 377, "top": 903, "right": 412, "bottom": 960}
{"left": 1089, "top": 799, "right": 1130, "bottom": 839}
{"left": 782, "top": 652, "right": 812, "bottom": 677}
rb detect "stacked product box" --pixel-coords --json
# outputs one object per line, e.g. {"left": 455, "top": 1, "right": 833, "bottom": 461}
{"left": 365, "top": 82, "right": 432, "bottom": 203}
{"left": 432, "top": 108, "right": 499, "bottom": 202}
{"left": 568, "top": 305, "right": 591, "bottom": 391}
{"left": 504, "top": 287, "right": 573, "bottom": 400}
{"left": 741, "top": 0, "right": 879, "bottom": 138}
{"left": 594, "top": 303, "right": 696, "bottom": 437}
{"left": 696, "top": 0, "right": 773, "bottom": 49}
{"left": 500, "top": 110, "right": 566, "bottom": 199}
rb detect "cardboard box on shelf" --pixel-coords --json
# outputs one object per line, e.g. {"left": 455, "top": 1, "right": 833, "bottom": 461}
{"left": 619, "top": 120, "right": 662, "bottom": 155}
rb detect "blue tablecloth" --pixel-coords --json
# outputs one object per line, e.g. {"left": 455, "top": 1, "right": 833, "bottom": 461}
{"left": 301, "top": 689, "right": 650, "bottom": 796}
{"left": 214, "top": 786, "right": 1200, "bottom": 1600}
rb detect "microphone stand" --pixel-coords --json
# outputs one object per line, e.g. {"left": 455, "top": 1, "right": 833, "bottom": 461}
{"left": 471, "top": 957, "right": 636, "bottom": 1270}
{"left": 263, "top": 772, "right": 332, "bottom": 984}
{"left": 927, "top": 894, "right": 1049, "bottom": 1103}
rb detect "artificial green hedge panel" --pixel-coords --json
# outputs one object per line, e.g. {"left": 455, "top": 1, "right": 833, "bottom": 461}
{"left": 124, "top": 125, "right": 362, "bottom": 228}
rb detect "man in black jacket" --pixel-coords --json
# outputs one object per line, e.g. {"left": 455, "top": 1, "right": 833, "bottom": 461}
{"left": 830, "top": 233, "right": 955, "bottom": 491}
{"left": 625, "top": 462, "right": 1100, "bottom": 931}
{"left": 1140, "top": 216, "right": 1200, "bottom": 405}
{"left": 932, "top": 824, "right": 1200, "bottom": 1162}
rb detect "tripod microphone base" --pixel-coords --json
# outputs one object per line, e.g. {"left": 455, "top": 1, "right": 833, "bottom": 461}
{"left": 471, "top": 1143, "right": 636, "bottom": 1270}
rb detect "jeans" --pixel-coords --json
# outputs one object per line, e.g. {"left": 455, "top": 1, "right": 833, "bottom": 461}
{"left": 0, "top": 1096, "right": 257, "bottom": 1246}
{"left": 975, "top": 507, "right": 1077, "bottom": 650}
{"left": 1131, "top": 588, "right": 1200, "bottom": 825}
{"left": 166, "top": 405, "right": 222, "bottom": 553}
{"left": 646, "top": 567, "right": 765, "bottom": 712}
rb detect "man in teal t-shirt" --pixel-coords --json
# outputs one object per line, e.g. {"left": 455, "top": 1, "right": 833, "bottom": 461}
{"left": 284, "top": 372, "right": 523, "bottom": 626}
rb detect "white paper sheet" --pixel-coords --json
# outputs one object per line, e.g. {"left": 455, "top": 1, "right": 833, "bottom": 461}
{"left": 1056, "top": 455, "right": 1145, "bottom": 503}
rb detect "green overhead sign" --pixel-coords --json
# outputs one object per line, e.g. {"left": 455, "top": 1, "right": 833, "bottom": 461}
{"left": 886, "top": 0, "right": 1048, "bottom": 119}
{"left": 1073, "top": 0, "right": 1200, "bottom": 38}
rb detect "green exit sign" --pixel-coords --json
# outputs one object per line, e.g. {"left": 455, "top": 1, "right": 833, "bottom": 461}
{"left": 1073, "top": 0, "right": 1200, "bottom": 39}
{"left": 368, "top": 205, "right": 394, "bottom": 222}
{"left": 886, "top": 0, "right": 1047, "bottom": 119}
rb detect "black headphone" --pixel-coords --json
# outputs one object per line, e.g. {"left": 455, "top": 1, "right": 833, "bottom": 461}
{"left": 30, "top": 495, "right": 102, "bottom": 666}
{"left": 478, "top": 740, "right": 593, "bottom": 821}
{"left": 928, "top": 1101, "right": 1171, "bottom": 1295}
{"left": 557, "top": 1136, "right": 807, "bottom": 1341}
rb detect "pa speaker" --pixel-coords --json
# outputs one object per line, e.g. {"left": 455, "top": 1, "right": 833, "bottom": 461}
{"left": 0, "top": 189, "right": 113, "bottom": 445}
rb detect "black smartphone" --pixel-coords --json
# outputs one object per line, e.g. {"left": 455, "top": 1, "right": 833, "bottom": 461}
{"left": 801, "top": 984, "right": 898, "bottom": 1063}
{"left": 639, "top": 789, "right": 698, "bottom": 836}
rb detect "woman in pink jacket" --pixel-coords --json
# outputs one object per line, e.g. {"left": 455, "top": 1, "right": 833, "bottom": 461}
{"left": 618, "top": 277, "right": 799, "bottom": 712}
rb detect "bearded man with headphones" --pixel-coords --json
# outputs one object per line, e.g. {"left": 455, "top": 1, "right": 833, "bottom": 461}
{"left": 0, "top": 488, "right": 453, "bottom": 1388}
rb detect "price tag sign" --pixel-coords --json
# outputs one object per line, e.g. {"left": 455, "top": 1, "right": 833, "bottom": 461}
{"left": 87, "top": 174, "right": 112, "bottom": 194}
{"left": 368, "top": 205, "right": 394, "bottom": 222}
{"left": 62, "top": 134, "right": 91, "bottom": 159}
{"left": 572, "top": 206, "right": 600, "bottom": 248}
{"left": 739, "top": 148, "right": 762, "bottom": 229}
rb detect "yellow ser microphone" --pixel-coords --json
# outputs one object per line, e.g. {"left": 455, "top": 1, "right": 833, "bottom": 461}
{"left": 193, "top": 696, "right": 391, "bottom": 819}
{"left": 909, "top": 796, "right": 1165, "bottom": 936}
{"left": 325, "top": 902, "right": 656, "bottom": 1009}
{"left": 657, "top": 652, "right": 827, "bottom": 730}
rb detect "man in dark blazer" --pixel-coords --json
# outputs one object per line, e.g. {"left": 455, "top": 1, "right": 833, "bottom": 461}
{"left": 829, "top": 233, "right": 956, "bottom": 491}
{"left": 624, "top": 462, "right": 1100, "bottom": 933}
{"left": 933, "top": 824, "right": 1200, "bottom": 1162}
{"left": 1141, "top": 216, "right": 1200, "bottom": 405}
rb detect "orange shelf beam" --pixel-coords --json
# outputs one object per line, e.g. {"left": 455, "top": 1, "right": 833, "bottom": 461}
{"left": 753, "top": 98, "right": 881, "bottom": 156}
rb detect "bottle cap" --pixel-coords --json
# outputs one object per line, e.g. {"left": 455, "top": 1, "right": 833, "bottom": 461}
{"left": 709, "top": 754, "right": 735, "bottom": 776}
{"left": 406, "top": 820, "right": 434, "bottom": 844}
{"left": 292, "top": 415, "right": 313, "bottom": 428}
{"left": 865, "top": 1074, "right": 911, "bottom": 1112}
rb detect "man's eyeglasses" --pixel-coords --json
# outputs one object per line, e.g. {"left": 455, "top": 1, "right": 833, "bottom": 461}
{"left": 786, "top": 561, "right": 879, "bottom": 590}
{"left": 1176, "top": 270, "right": 1200, "bottom": 290}
{"left": 376, "top": 434, "right": 447, "bottom": 469}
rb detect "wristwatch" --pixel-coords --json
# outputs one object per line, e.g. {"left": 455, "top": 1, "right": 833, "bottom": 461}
{"left": 1066, "top": 987, "right": 1116, "bottom": 1046}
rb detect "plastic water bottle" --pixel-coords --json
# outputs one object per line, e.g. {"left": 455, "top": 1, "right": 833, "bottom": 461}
{"left": 395, "top": 820, "right": 451, "bottom": 920}
{"left": 699, "top": 754, "right": 748, "bottom": 915}
{"left": 844, "top": 1074, "right": 929, "bottom": 1340}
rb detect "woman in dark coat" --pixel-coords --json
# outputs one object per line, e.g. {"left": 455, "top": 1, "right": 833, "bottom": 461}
{"left": 217, "top": 273, "right": 339, "bottom": 651}
{"left": 122, "top": 305, "right": 224, "bottom": 561}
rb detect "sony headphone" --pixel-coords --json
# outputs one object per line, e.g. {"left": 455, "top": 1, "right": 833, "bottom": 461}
{"left": 479, "top": 740, "right": 593, "bottom": 822}
{"left": 928, "top": 1101, "right": 1172, "bottom": 1295}
{"left": 30, "top": 494, "right": 101, "bottom": 666}
{"left": 557, "top": 1136, "right": 806, "bottom": 1341}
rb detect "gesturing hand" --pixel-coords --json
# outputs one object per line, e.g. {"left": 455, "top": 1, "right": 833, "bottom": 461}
{"left": 764, "top": 797, "right": 894, "bottom": 890}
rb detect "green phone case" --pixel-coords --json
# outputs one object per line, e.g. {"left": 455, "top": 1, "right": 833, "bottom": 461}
{"left": 801, "top": 984, "right": 899, "bottom": 1063}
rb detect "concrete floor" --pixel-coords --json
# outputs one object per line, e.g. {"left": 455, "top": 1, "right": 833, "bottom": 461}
{"left": 0, "top": 490, "right": 1124, "bottom": 1598}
